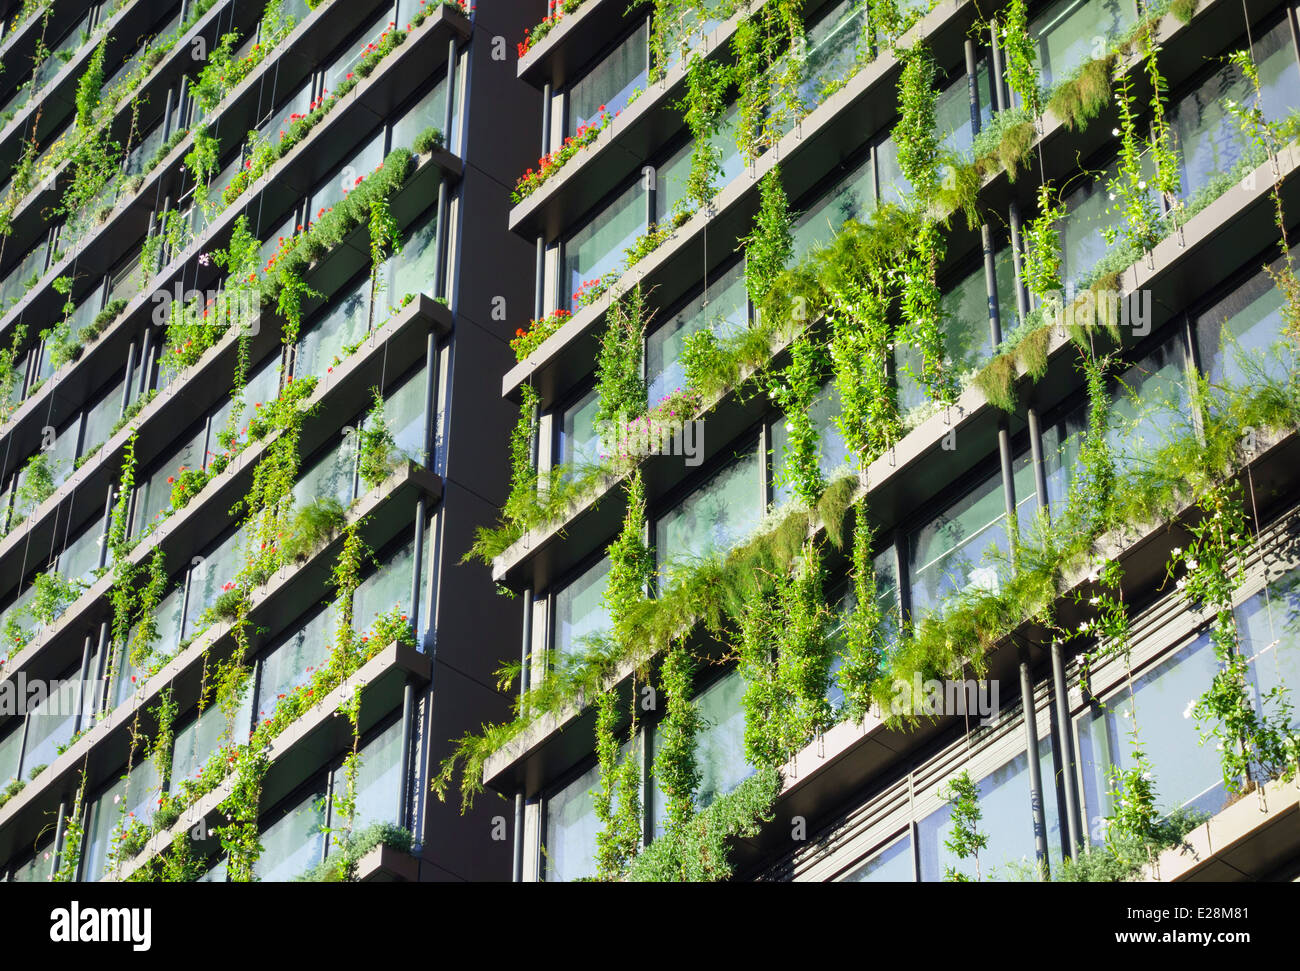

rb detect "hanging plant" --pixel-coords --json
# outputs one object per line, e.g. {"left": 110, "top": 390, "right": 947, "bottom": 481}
{"left": 770, "top": 331, "right": 824, "bottom": 506}
{"left": 593, "top": 688, "right": 641, "bottom": 880}
{"left": 939, "top": 769, "right": 987, "bottom": 881}
{"left": 651, "top": 638, "right": 700, "bottom": 846}
{"left": 677, "top": 55, "right": 730, "bottom": 211}
{"left": 358, "top": 388, "right": 399, "bottom": 489}
{"left": 837, "top": 512, "right": 887, "bottom": 720}
{"left": 1168, "top": 479, "right": 1299, "bottom": 793}
{"left": 594, "top": 284, "right": 648, "bottom": 432}
{"left": 999, "top": 0, "right": 1041, "bottom": 116}
{"left": 1023, "top": 181, "right": 1066, "bottom": 302}
{"left": 742, "top": 167, "right": 793, "bottom": 313}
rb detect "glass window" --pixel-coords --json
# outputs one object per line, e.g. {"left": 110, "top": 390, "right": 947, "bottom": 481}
{"left": 557, "top": 387, "right": 601, "bottom": 470}
{"left": 57, "top": 516, "right": 104, "bottom": 588}
{"left": 81, "top": 377, "right": 124, "bottom": 458}
{"left": 1236, "top": 567, "right": 1300, "bottom": 734}
{"left": 842, "top": 833, "right": 913, "bottom": 881}
{"left": 1076, "top": 633, "right": 1225, "bottom": 837}
{"left": 1042, "top": 401, "right": 1087, "bottom": 514}
{"left": 1106, "top": 337, "right": 1190, "bottom": 476}
{"left": 829, "top": 547, "right": 901, "bottom": 711}
{"left": 568, "top": 19, "right": 649, "bottom": 137}
{"left": 919, "top": 739, "right": 1058, "bottom": 880}
{"left": 791, "top": 155, "right": 874, "bottom": 261}
{"left": 171, "top": 690, "right": 254, "bottom": 789}
{"left": 1058, "top": 156, "right": 1150, "bottom": 293}
{"left": 382, "top": 206, "right": 439, "bottom": 308}
{"left": 1031, "top": 0, "right": 1139, "bottom": 94}
{"left": 543, "top": 761, "right": 600, "bottom": 882}
{"left": 654, "top": 443, "right": 762, "bottom": 575}
{"left": 392, "top": 80, "right": 449, "bottom": 155}
{"left": 553, "top": 556, "right": 613, "bottom": 663}
{"left": 347, "top": 718, "right": 404, "bottom": 832}
{"left": 1, "top": 723, "right": 22, "bottom": 787}
{"left": 262, "top": 80, "right": 313, "bottom": 149}
{"left": 799, "top": 0, "right": 871, "bottom": 110}
{"left": 308, "top": 131, "right": 384, "bottom": 223}
{"left": 7, "top": 840, "right": 54, "bottom": 882}
{"left": 294, "top": 435, "right": 357, "bottom": 511}
{"left": 896, "top": 261, "right": 994, "bottom": 414}
{"left": 256, "top": 606, "right": 337, "bottom": 716}
{"left": 81, "top": 760, "right": 161, "bottom": 881}
{"left": 770, "top": 381, "right": 853, "bottom": 506}
{"left": 563, "top": 181, "right": 647, "bottom": 309}
{"left": 113, "top": 584, "right": 185, "bottom": 709}
{"left": 382, "top": 366, "right": 427, "bottom": 464}
{"left": 323, "top": 10, "right": 392, "bottom": 94}
{"left": 134, "top": 428, "right": 206, "bottom": 536}
{"left": 256, "top": 783, "right": 328, "bottom": 881}
{"left": 651, "top": 669, "right": 751, "bottom": 836}
{"left": 182, "top": 528, "right": 244, "bottom": 639}
{"left": 645, "top": 262, "right": 747, "bottom": 407}
{"left": 1196, "top": 257, "right": 1293, "bottom": 390}
{"left": 907, "top": 462, "right": 1013, "bottom": 618}
{"left": 353, "top": 537, "right": 415, "bottom": 636}
{"left": 297, "top": 276, "right": 372, "bottom": 379}
{"left": 19, "top": 672, "right": 79, "bottom": 776}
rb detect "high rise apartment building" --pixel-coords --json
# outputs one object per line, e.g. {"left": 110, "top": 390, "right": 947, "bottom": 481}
{"left": 0, "top": 0, "right": 537, "bottom": 882}
{"left": 482, "top": 0, "right": 1300, "bottom": 882}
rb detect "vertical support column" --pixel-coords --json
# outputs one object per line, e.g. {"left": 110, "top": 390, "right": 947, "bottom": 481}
{"left": 982, "top": 223, "right": 1002, "bottom": 348}
{"left": 964, "top": 39, "right": 979, "bottom": 137}
{"left": 434, "top": 177, "right": 449, "bottom": 300}
{"left": 989, "top": 24, "right": 1008, "bottom": 113}
{"left": 444, "top": 38, "right": 458, "bottom": 152}
{"left": 1052, "top": 640, "right": 1084, "bottom": 856}
{"left": 1019, "top": 648, "right": 1049, "bottom": 876}
{"left": 513, "top": 583, "right": 534, "bottom": 882}
{"left": 534, "top": 236, "right": 545, "bottom": 320}
{"left": 541, "top": 81, "right": 552, "bottom": 156}
{"left": 1008, "top": 201, "right": 1031, "bottom": 328}
{"left": 398, "top": 682, "right": 415, "bottom": 831}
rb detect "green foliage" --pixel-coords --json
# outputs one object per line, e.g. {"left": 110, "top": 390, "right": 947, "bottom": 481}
{"left": 358, "top": 388, "right": 399, "bottom": 489}
{"left": 1023, "top": 181, "right": 1065, "bottom": 302}
{"left": 837, "top": 511, "right": 886, "bottom": 719}
{"left": 295, "top": 823, "right": 413, "bottom": 881}
{"left": 939, "top": 769, "right": 987, "bottom": 881}
{"left": 652, "top": 639, "right": 701, "bottom": 847}
{"left": 627, "top": 764, "right": 780, "bottom": 881}
{"left": 678, "top": 55, "right": 730, "bottom": 209}
{"left": 998, "top": 0, "right": 1040, "bottom": 116}
{"left": 593, "top": 689, "right": 642, "bottom": 880}
{"left": 742, "top": 168, "right": 793, "bottom": 312}
{"left": 283, "top": 496, "right": 347, "bottom": 561}
{"left": 1047, "top": 54, "right": 1115, "bottom": 132}
{"left": 594, "top": 285, "right": 648, "bottom": 431}
{"left": 413, "top": 126, "right": 444, "bottom": 155}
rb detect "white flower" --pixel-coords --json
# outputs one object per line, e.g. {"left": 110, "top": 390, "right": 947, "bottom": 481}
{"left": 1089, "top": 595, "right": 1100, "bottom": 606}
{"left": 1112, "top": 128, "right": 1120, "bottom": 136}
{"left": 1108, "top": 192, "right": 1116, "bottom": 201}
{"left": 1183, "top": 699, "right": 1195, "bottom": 719}
{"left": 1142, "top": 771, "right": 1152, "bottom": 781}
{"left": 1187, "top": 558, "right": 1199, "bottom": 571}
{"left": 1170, "top": 546, "right": 1182, "bottom": 557}
{"left": 1138, "top": 181, "right": 1147, "bottom": 190}
{"left": 784, "top": 422, "right": 794, "bottom": 433}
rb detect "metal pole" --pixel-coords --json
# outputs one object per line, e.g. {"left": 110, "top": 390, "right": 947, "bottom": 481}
{"left": 1020, "top": 648, "right": 1049, "bottom": 876}
{"left": 1052, "top": 640, "right": 1084, "bottom": 856}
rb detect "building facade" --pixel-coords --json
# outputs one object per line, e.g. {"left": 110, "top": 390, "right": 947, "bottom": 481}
{"left": 0, "top": 0, "right": 536, "bottom": 881}
{"left": 485, "top": 0, "right": 1300, "bottom": 882}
